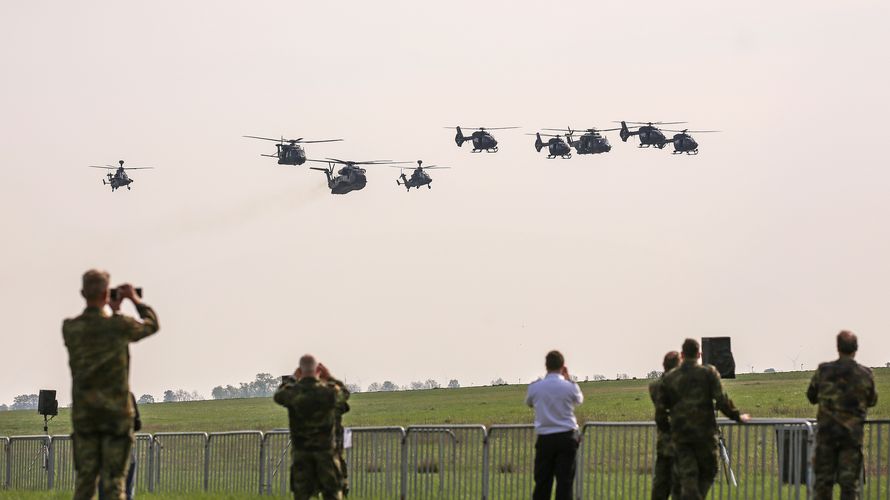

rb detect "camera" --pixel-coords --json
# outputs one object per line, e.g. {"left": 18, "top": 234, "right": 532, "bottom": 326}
{"left": 110, "top": 287, "right": 143, "bottom": 302}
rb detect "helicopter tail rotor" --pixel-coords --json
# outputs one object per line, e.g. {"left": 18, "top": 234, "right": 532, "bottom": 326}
{"left": 534, "top": 133, "right": 545, "bottom": 152}
{"left": 454, "top": 127, "right": 466, "bottom": 147}
{"left": 619, "top": 121, "right": 631, "bottom": 142}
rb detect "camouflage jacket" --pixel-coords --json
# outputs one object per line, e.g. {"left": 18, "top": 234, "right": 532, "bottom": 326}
{"left": 62, "top": 304, "right": 159, "bottom": 435}
{"left": 328, "top": 379, "right": 351, "bottom": 452}
{"left": 274, "top": 376, "right": 343, "bottom": 452}
{"left": 806, "top": 356, "right": 877, "bottom": 445}
{"left": 649, "top": 376, "right": 671, "bottom": 455}
{"left": 655, "top": 359, "right": 742, "bottom": 445}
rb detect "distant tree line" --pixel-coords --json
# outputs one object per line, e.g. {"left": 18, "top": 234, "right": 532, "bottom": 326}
{"left": 163, "top": 389, "right": 205, "bottom": 402}
{"left": 211, "top": 373, "right": 279, "bottom": 400}
{"left": 365, "top": 379, "right": 460, "bottom": 392}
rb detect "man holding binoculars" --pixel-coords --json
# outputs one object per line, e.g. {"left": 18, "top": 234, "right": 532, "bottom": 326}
{"left": 63, "top": 269, "right": 160, "bottom": 500}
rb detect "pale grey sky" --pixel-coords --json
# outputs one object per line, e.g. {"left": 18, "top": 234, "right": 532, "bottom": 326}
{"left": 1, "top": 1, "right": 889, "bottom": 405}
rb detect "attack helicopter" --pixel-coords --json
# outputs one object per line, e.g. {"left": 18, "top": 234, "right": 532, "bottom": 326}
{"left": 307, "top": 158, "right": 410, "bottom": 195}
{"left": 243, "top": 135, "right": 342, "bottom": 165}
{"left": 543, "top": 126, "right": 620, "bottom": 155}
{"left": 529, "top": 132, "right": 572, "bottom": 159}
{"left": 661, "top": 129, "right": 720, "bottom": 155}
{"left": 617, "top": 121, "right": 686, "bottom": 149}
{"left": 392, "top": 160, "right": 451, "bottom": 191}
{"left": 88, "top": 160, "right": 154, "bottom": 192}
{"left": 449, "top": 126, "right": 519, "bottom": 153}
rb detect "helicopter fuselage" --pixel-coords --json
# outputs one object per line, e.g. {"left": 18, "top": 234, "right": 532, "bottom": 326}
{"left": 635, "top": 126, "right": 668, "bottom": 148}
{"left": 398, "top": 169, "right": 433, "bottom": 191}
{"left": 276, "top": 144, "right": 307, "bottom": 165}
{"left": 470, "top": 132, "right": 498, "bottom": 153}
{"left": 572, "top": 134, "right": 612, "bottom": 154}
{"left": 671, "top": 133, "right": 699, "bottom": 155}
{"left": 312, "top": 164, "right": 367, "bottom": 194}
{"left": 103, "top": 168, "right": 134, "bottom": 191}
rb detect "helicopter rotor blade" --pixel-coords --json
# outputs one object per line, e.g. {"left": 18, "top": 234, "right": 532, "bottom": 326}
{"left": 297, "top": 139, "right": 344, "bottom": 144}
{"left": 87, "top": 166, "right": 118, "bottom": 169}
{"left": 123, "top": 167, "right": 155, "bottom": 170}
{"left": 424, "top": 166, "right": 451, "bottom": 169}
{"left": 479, "top": 126, "right": 520, "bottom": 130}
{"left": 662, "top": 129, "right": 721, "bottom": 133}
{"left": 243, "top": 135, "right": 284, "bottom": 142}
{"left": 619, "top": 121, "right": 687, "bottom": 125}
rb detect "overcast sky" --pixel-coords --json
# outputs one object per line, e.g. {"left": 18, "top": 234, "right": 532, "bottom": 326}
{"left": 1, "top": 1, "right": 889, "bottom": 405}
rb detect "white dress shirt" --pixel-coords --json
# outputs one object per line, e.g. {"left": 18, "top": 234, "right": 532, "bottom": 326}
{"left": 525, "top": 372, "right": 584, "bottom": 435}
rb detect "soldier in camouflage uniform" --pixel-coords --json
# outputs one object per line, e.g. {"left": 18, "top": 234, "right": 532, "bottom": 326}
{"left": 807, "top": 330, "right": 878, "bottom": 500}
{"left": 274, "top": 355, "right": 344, "bottom": 500}
{"left": 656, "top": 339, "right": 749, "bottom": 500}
{"left": 62, "top": 270, "right": 160, "bottom": 500}
{"left": 649, "top": 351, "right": 681, "bottom": 500}
{"left": 328, "top": 378, "right": 351, "bottom": 496}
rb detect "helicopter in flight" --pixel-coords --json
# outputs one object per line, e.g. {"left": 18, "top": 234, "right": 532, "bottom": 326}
{"left": 450, "top": 126, "right": 519, "bottom": 153}
{"left": 88, "top": 160, "right": 154, "bottom": 192}
{"left": 543, "top": 126, "right": 620, "bottom": 155}
{"left": 307, "top": 158, "right": 409, "bottom": 195}
{"left": 393, "top": 160, "right": 451, "bottom": 191}
{"left": 662, "top": 129, "right": 720, "bottom": 155}
{"left": 243, "top": 135, "right": 343, "bottom": 165}
{"left": 617, "top": 121, "right": 686, "bottom": 149}
{"left": 530, "top": 132, "right": 572, "bottom": 159}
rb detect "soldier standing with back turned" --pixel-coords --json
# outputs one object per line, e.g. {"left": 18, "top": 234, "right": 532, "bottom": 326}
{"left": 274, "top": 354, "right": 344, "bottom": 500}
{"left": 63, "top": 270, "right": 159, "bottom": 500}
{"left": 656, "top": 338, "right": 750, "bottom": 500}
{"left": 649, "top": 351, "right": 681, "bottom": 500}
{"left": 807, "top": 330, "right": 878, "bottom": 500}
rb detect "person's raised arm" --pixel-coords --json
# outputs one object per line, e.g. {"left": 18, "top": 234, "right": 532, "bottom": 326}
{"left": 710, "top": 367, "right": 746, "bottom": 422}
{"left": 118, "top": 284, "right": 159, "bottom": 341}
{"left": 806, "top": 369, "right": 820, "bottom": 405}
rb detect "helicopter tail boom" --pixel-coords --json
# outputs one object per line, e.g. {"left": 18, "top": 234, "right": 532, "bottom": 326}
{"left": 454, "top": 127, "right": 466, "bottom": 147}
{"left": 619, "top": 121, "right": 634, "bottom": 142}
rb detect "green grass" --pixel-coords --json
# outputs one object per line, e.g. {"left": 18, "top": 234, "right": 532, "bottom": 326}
{"left": 0, "top": 494, "right": 267, "bottom": 500}
{"left": 2, "top": 369, "right": 888, "bottom": 437}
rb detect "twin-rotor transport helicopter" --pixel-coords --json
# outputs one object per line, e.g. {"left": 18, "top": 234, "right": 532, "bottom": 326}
{"left": 89, "top": 123, "right": 718, "bottom": 194}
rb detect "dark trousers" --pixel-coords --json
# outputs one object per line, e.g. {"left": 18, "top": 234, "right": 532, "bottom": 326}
{"left": 533, "top": 430, "right": 578, "bottom": 500}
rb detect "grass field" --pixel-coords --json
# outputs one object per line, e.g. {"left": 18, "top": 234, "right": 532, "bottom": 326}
{"left": 2, "top": 369, "right": 888, "bottom": 437}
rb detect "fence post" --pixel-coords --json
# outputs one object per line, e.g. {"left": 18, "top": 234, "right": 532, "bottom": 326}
{"left": 46, "top": 436, "right": 54, "bottom": 490}
{"left": 3, "top": 437, "right": 9, "bottom": 489}
{"left": 400, "top": 431, "right": 407, "bottom": 500}
{"left": 481, "top": 429, "right": 489, "bottom": 500}
{"left": 203, "top": 434, "right": 210, "bottom": 492}
{"left": 257, "top": 431, "right": 266, "bottom": 496}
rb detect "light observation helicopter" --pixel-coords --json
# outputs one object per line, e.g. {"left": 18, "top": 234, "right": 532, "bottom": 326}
{"left": 662, "top": 129, "right": 720, "bottom": 155}
{"left": 392, "top": 160, "right": 451, "bottom": 191}
{"left": 530, "top": 132, "right": 572, "bottom": 159}
{"left": 307, "top": 158, "right": 410, "bottom": 195}
{"left": 243, "top": 135, "right": 343, "bottom": 165}
{"left": 449, "top": 126, "right": 519, "bottom": 153}
{"left": 88, "top": 160, "right": 154, "bottom": 192}
{"left": 617, "top": 121, "right": 686, "bottom": 148}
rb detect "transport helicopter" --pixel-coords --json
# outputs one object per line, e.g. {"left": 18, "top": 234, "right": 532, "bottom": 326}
{"left": 307, "top": 158, "right": 410, "bottom": 195}
{"left": 544, "top": 126, "right": 620, "bottom": 155}
{"left": 662, "top": 129, "right": 720, "bottom": 155}
{"left": 529, "top": 132, "right": 572, "bottom": 159}
{"left": 617, "top": 121, "right": 686, "bottom": 148}
{"left": 392, "top": 160, "right": 451, "bottom": 191}
{"left": 449, "top": 126, "right": 519, "bottom": 153}
{"left": 243, "top": 135, "right": 342, "bottom": 165}
{"left": 88, "top": 160, "right": 154, "bottom": 192}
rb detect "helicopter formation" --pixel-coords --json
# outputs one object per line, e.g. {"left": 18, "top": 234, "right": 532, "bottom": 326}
{"left": 87, "top": 122, "right": 718, "bottom": 194}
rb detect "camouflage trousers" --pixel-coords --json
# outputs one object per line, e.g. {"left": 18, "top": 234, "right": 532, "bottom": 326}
{"left": 672, "top": 441, "right": 718, "bottom": 500}
{"left": 292, "top": 450, "right": 343, "bottom": 500}
{"left": 813, "top": 434, "right": 863, "bottom": 500}
{"left": 652, "top": 452, "right": 680, "bottom": 500}
{"left": 338, "top": 449, "right": 348, "bottom": 496}
{"left": 72, "top": 430, "right": 134, "bottom": 500}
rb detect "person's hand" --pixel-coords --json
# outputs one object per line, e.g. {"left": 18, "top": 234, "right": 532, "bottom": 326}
{"left": 318, "top": 363, "right": 332, "bottom": 381}
{"left": 739, "top": 413, "right": 751, "bottom": 423}
{"left": 117, "top": 283, "right": 141, "bottom": 305}
{"left": 560, "top": 366, "right": 570, "bottom": 380}
{"left": 294, "top": 367, "right": 303, "bottom": 380}
{"left": 109, "top": 293, "right": 124, "bottom": 313}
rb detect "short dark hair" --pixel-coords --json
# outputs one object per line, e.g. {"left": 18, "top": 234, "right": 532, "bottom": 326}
{"left": 663, "top": 351, "right": 680, "bottom": 371}
{"left": 682, "top": 338, "right": 700, "bottom": 358}
{"left": 545, "top": 350, "right": 565, "bottom": 371}
{"left": 837, "top": 330, "right": 858, "bottom": 354}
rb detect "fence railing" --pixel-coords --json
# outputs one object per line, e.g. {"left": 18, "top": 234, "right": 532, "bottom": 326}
{"left": 1, "top": 420, "right": 888, "bottom": 498}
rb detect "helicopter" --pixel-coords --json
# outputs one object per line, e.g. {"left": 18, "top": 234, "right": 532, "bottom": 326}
{"left": 543, "top": 126, "right": 620, "bottom": 155}
{"left": 530, "top": 132, "right": 572, "bottom": 159}
{"left": 243, "top": 135, "right": 342, "bottom": 165}
{"left": 661, "top": 129, "right": 720, "bottom": 155}
{"left": 307, "top": 158, "right": 410, "bottom": 195}
{"left": 88, "top": 160, "right": 154, "bottom": 192}
{"left": 450, "top": 126, "right": 519, "bottom": 153}
{"left": 392, "top": 160, "right": 451, "bottom": 191}
{"left": 617, "top": 121, "right": 686, "bottom": 149}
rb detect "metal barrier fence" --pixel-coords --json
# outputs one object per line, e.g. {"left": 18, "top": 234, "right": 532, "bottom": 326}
{"left": 1, "top": 420, "right": 888, "bottom": 498}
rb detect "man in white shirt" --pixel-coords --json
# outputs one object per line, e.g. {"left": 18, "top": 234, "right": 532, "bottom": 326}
{"left": 525, "top": 350, "right": 584, "bottom": 500}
